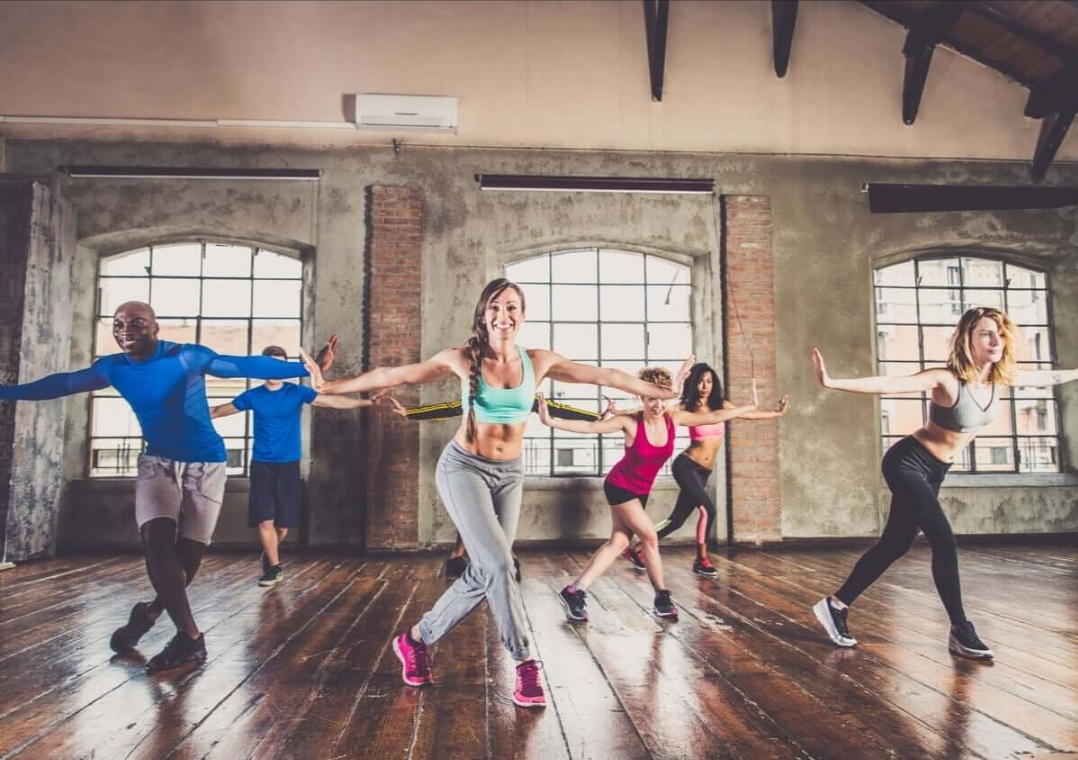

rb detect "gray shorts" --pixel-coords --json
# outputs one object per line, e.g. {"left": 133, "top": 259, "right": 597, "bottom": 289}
{"left": 134, "top": 455, "right": 227, "bottom": 544}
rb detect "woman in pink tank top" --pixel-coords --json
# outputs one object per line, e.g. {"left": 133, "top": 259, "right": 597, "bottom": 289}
{"left": 539, "top": 365, "right": 759, "bottom": 623}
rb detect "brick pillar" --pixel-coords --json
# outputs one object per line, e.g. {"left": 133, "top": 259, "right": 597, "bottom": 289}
{"left": 721, "top": 196, "right": 781, "bottom": 544}
{"left": 363, "top": 186, "right": 423, "bottom": 550}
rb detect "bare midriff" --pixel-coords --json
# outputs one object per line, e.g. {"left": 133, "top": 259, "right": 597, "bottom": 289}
{"left": 682, "top": 438, "right": 721, "bottom": 470}
{"left": 912, "top": 421, "right": 977, "bottom": 463}
{"left": 453, "top": 420, "right": 526, "bottom": 460}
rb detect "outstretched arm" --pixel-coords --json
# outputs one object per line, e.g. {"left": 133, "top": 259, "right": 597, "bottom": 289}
{"left": 384, "top": 394, "right": 602, "bottom": 422}
{"left": 540, "top": 352, "right": 679, "bottom": 400}
{"left": 206, "top": 354, "right": 310, "bottom": 380}
{"left": 536, "top": 394, "right": 631, "bottom": 434}
{"left": 813, "top": 348, "right": 951, "bottom": 395}
{"left": 299, "top": 347, "right": 458, "bottom": 395}
{"left": 0, "top": 366, "right": 109, "bottom": 401}
{"left": 210, "top": 402, "right": 241, "bottom": 419}
{"left": 1013, "top": 367, "right": 1078, "bottom": 388}
{"left": 732, "top": 394, "right": 789, "bottom": 420}
{"left": 311, "top": 389, "right": 387, "bottom": 410}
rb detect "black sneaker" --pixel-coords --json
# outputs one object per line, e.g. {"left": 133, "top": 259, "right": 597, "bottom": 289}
{"left": 692, "top": 557, "right": 719, "bottom": 578}
{"left": 444, "top": 556, "right": 468, "bottom": 579}
{"left": 513, "top": 556, "right": 522, "bottom": 583}
{"left": 557, "top": 585, "right": 588, "bottom": 621}
{"left": 949, "top": 621, "right": 993, "bottom": 660}
{"left": 258, "top": 565, "right": 284, "bottom": 587}
{"left": 653, "top": 589, "right": 678, "bottom": 619}
{"left": 621, "top": 547, "right": 646, "bottom": 572}
{"left": 110, "top": 602, "right": 156, "bottom": 653}
{"left": 812, "top": 597, "right": 857, "bottom": 647}
{"left": 146, "top": 632, "right": 207, "bottom": 673}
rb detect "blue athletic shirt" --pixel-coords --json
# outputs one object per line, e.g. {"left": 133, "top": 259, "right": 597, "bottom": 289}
{"left": 0, "top": 340, "right": 309, "bottom": 462}
{"left": 232, "top": 382, "right": 318, "bottom": 463}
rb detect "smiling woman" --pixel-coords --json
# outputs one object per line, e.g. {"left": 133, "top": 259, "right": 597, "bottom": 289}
{"left": 300, "top": 277, "right": 680, "bottom": 709}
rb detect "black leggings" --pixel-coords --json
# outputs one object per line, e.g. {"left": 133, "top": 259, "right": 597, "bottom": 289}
{"left": 655, "top": 454, "right": 715, "bottom": 544}
{"left": 835, "top": 435, "right": 966, "bottom": 624}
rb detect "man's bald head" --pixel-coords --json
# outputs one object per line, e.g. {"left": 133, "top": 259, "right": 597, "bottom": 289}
{"left": 112, "top": 301, "right": 160, "bottom": 359}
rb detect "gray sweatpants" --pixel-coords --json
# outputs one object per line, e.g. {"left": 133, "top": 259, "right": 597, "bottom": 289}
{"left": 418, "top": 440, "right": 530, "bottom": 661}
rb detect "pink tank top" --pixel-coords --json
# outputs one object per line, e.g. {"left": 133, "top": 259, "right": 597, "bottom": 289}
{"left": 605, "top": 412, "right": 675, "bottom": 496}
{"left": 689, "top": 420, "right": 725, "bottom": 441}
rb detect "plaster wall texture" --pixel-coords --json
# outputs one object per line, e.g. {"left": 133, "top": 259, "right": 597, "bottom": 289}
{"left": 5, "top": 139, "right": 1077, "bottom": 551}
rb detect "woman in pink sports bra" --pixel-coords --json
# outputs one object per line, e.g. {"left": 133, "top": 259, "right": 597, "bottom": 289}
{"left": 539, "top": 366, "right": 759, "bottom": 623}
{"left": 622, "top": 362, "right": 789, "bottom": 578}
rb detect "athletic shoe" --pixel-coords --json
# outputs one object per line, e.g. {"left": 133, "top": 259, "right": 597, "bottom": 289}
{"left": 109, "top": 601, "right": 156, "bottom": 653}
{"left": 949, "top": 621, "right": 993, "bottom": 660}
{"left": 621, "top": 547, "right": 646, "bottom": 571}
{"left": 444, "top": 556, "right": 468, "bottom": 579}
{"left": 393, "top": 631, "right": 433, "bottom": 686}
{"left": 146, "top": 632, "right": 207, "bottom": 672}
{"left": 692, "top": 557, "right": 719, "bottom": 577}
{"left": 812, "top": 597, "right": 857, "bottom": 647}
{"left": 653, "top": 589, "right": 679, "bottom": 619}
{"left": 513, "top": 660, "right": 547, "bottom": 707}
{"left": 258, "top": 565, "right": 284, "bottom": 587}
{"left": 557, "top": 585, "right": 588, "bottom": 621}
{"left": 513, "top": 556, "right": 522, "bottom": 583}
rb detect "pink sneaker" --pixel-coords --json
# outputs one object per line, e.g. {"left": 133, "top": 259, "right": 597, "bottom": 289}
{"left": 393, "top": 631, "right": 433, "bottom": 686}
{"left": 513, "top": 660, "right": 546, "bottom": 708}
{"left": 621, "top": 547, "right": 646, "bottom": 571}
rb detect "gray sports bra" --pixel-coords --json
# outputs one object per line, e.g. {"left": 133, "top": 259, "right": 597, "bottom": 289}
{"left": 928, "top": 381, "right": 998, "bottom": 433}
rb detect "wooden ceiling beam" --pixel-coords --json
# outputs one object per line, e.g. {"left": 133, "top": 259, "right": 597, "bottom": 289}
{"left": 771, "top": 0, "right": 798, "bottom": 78}
{"left": 865, "top": 183, "right": 1078, "bottom": 213}
{"left": 642, "top": 0, "right": 670, "bottom": 102}
{"left": 1031, "top": 106, "right": 1077, "bottom": 183}
{"left": 1025, "top": 65, "right": 1078, "bottom": 118}
{"left": 901, "top": 1, "right": 969, "bottom": 125}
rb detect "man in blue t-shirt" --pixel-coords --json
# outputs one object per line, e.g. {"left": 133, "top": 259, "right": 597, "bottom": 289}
{"left": 0, "top": 301, "right": 335, "bottom": 673}
{"left": 211, "top": 345, "right": 378, "bottom": 587}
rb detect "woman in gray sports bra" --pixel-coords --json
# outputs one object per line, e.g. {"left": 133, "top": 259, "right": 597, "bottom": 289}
{"left": 808, "top": 306, "right": 1078, "bottom": 661}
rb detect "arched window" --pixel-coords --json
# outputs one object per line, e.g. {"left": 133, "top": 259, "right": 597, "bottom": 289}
{"left": 506, "top": 248, "right": 693, "bottom": 477}
{"left": 874, "top": 255, "right": 1058, "bottom": 473}
{"left": 91, "top": 241, "right": 304, "bottom": 477}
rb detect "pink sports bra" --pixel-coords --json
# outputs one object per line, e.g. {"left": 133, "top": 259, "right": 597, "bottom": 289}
{"left": 689, "top": 420, "right": 725, "bottom": 441}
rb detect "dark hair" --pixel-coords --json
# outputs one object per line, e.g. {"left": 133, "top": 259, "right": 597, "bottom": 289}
{"left": 261, "top": 345, "right": 288, "bottom": 359}
{"left": 680, "top": 362, "right": 723, "bottom": 411}
{"left": 464, "top": 278, "right": 526, "bottom": 443}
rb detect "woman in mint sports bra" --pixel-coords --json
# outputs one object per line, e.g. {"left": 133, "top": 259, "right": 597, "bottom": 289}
{"left": 810, "top": 306, "right": 1078, "bottom": 661}
{"left": 301, "top": 278, "right": 678, "bottom": 708}
{"left": 622, "top": 362, "right": 789, "bottom": 578}
{"left": 539, "top": 366, "right": 759, "bottom": 623}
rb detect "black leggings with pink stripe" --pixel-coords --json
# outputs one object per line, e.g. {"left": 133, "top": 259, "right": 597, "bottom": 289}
{"left": 655, "top": 454, "right": 715, "bottom": 545}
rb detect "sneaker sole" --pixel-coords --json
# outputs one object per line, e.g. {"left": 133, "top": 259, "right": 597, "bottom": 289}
{"left": 146, "top": 650, "right": 207, "bottom": 673}
{"left": 556, "top": 591, "right": 588, "bottom": 622}
{"left": 948, "top": 636, "right": 993, "bottom": 660}
{"left": 812, "top": 599, "right": 857, "bottom": 647}
{"left": 693, "top": 569, "right": 718, "bottom": 577}
{"left": 258, "top": 577, "right": 283, "bottom": 587}
{"left": 512, "top": 695, "right": 547, "bottom": 708}
{"left": 654, "top": 609, "right": 679, "bottom": 619}
{"left": 392, "top": 637, "right": 432, "bottom": 687}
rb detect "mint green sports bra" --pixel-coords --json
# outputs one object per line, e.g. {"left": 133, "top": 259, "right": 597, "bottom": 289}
{"left": 461, "top": 346, "right": 536, "bottom": 424}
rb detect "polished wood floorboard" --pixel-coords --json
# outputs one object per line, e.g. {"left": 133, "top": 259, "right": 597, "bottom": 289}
{"left": 1, "top": 544, "right": 1076, "bottom": 760}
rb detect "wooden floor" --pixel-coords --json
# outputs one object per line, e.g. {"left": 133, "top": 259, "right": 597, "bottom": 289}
{"left": 1, "top": 544, "right": 1076, "bottom": 760}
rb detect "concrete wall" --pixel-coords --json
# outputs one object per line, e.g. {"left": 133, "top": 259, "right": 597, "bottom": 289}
{"left": 0, "top": 1, "right": 1072, "bottom": 163}
{"left": 4, "top": 139, "right": 1078, "bottom": 553}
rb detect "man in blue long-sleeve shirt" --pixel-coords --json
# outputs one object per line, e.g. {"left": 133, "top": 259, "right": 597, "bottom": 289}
{"left": 0, "top": 301, "right": 333, "bottom": 672}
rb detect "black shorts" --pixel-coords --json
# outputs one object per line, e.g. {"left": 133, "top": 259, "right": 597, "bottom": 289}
{"left": 248, "top": 460, "right": 301, "bottom": 528}
{"left": 603, "top": 480, "right": 649, "bottom": 509}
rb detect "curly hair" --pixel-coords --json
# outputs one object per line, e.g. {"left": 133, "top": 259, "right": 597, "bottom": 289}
{"left": 637, "top": 366, "right": 673, "bottom": 392}
{"left": 680, "top": 362, "right": 723, "bottom": 411}
{"left": 464, "top": 278, "right": 526, "bottom": 442}
{"left": 947, "top": 306, "right": 1019, "bottom": 386}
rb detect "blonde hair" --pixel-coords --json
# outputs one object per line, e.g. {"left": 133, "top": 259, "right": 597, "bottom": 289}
{"left": 947, "top": 306, "right": 1019, "bottom": 386}
{"left": 637, "top": 366, "right": 673, "bottom": 391}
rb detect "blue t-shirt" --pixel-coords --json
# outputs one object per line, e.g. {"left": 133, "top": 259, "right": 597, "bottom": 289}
{"left": 232, "top": 382, "right": 318, "bottom": 463}
{"left": 0, "top": 340, "right": 309, "bottom": 462}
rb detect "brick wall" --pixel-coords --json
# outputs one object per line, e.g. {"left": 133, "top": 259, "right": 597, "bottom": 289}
{"left": 721, "top": 196, "right": 781, "bottom": 544}
{"left": 363, "top": 186, "right": 423, "bottom": 549}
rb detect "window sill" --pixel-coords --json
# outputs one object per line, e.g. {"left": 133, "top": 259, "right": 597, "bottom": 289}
{"left": 940, "top": 472, "right": 1078, "bottom": 488}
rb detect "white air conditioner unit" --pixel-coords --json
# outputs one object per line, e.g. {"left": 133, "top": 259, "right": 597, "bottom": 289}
{"left": 353, "top": 94, "right": 458, "bottom": 131}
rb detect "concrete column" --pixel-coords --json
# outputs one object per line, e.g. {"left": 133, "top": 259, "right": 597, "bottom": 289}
{"left": 0, "top": 179, "right": 76, "bottom": 561}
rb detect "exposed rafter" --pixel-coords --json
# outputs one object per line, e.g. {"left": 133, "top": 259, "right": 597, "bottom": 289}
{"left": 642, "top": 0, "right": 670, "bottom": 102}
{"left": 771, "top": 1, "right": 798, "bottom": 78}
{"left": 901, "top": 1, "right": 968, "bottom": 125}
{"left": 1025, "top": 65, "right": 1078, "bottom": 119}
{"left": 1032, "top": 107, "right": 1077, "bottom": 183}
{"left": 865, "top": 183, "right": 1078, "bottom": 213}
